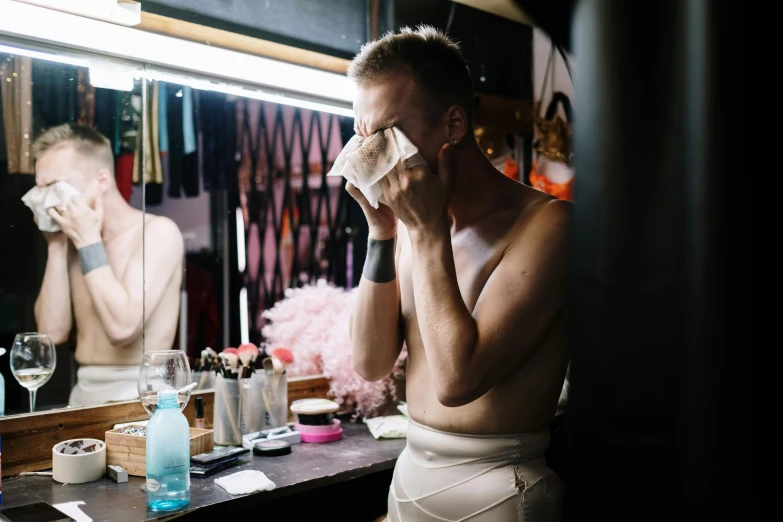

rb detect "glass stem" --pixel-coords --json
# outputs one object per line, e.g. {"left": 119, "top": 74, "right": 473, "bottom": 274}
{"left": 29, "top": 388, "right": 37, "bottom": 413}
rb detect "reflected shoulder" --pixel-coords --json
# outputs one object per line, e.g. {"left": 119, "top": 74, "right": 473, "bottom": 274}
{"left": 143, "top": 215, "right": 185, "bottom": 250}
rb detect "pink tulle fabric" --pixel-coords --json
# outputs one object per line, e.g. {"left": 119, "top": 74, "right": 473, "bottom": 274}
{"left": 261, "top": 280, "right": 406, "bottom": 418}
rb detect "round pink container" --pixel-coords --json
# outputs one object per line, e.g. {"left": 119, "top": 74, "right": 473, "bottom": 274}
{"left": 299, "top": 428, "right": 343, "bottom": 443}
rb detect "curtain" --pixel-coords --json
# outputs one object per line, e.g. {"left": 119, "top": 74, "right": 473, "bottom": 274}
{"left": 0, "top": 55, "right": 34, "bottom": 174}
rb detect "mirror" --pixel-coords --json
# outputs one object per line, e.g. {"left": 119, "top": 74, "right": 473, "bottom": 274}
{"left": 138, "top": 73, "right": 356, "bottom": 391}
{"left": 0, "top": 43, "right": 147, "bottom": 415}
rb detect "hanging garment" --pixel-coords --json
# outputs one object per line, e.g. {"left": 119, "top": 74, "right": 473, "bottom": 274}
{"left": 133, "top": 81, "right": 163, "bottom": 206}
{"left": 199, "top": 90, "right": 233, "bottom": 191}
{"left": 0, "top": 54, "right": 34, "bottom": 174}
{"left": 31, "top": 59, "right": 78, "bottom": 136}
{"left": 181, "top": 85, "right": 199, "bottom": 197}
{"left": 183, "top": 86, "right": 196, "bottom": 154}
{"left": 93, "top": 87, "right": 119, "bottom": 154}
{"left": 0, "top": 172, "right": 47, "bottom": 293}
{"left": 172, "top": 258, "right": 220, "bottom": 359}
{"left": 119, "top": 89, "right": 140, "bottom": 154}
{"left": 158, "top": 81, "right": 170, "bottom": 199}
{"left": 76, "top": 68, "right": 95, "bottom": 127}
{"left": 115, "top": 152, "right": 134, "bottom": 203}
{"left": 166, "top": 83, "right": 184, "bottom": 198}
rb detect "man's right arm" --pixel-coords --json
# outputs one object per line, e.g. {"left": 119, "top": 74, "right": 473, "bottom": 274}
{"left": 34, "top": 235, "right": 73, "bottom": 345}
{"left": 347, "top": 183, "right": 404, "bottom": 382}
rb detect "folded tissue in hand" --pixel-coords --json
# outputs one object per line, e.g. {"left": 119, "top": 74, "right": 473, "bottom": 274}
{"left": 327, "top": 127, "right": 427, "bottom": 209}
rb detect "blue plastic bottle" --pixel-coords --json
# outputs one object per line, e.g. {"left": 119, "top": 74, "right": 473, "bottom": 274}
{"left": 146, "top": 389, "right": 190, "bottom": 511}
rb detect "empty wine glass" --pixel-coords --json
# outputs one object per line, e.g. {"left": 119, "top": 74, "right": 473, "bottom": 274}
{"left": 10, "top": 333, "right": 57, "bottom": 413}
{"left": 138, "top": 350, "right": 192, "bottom": 416}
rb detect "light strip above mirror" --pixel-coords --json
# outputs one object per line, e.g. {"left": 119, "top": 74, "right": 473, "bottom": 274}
{"left": 0, "top": 0, "right": 355, "bottom": 117}
{"left": 0, "top": 43, "right": 90, "bottom": 67}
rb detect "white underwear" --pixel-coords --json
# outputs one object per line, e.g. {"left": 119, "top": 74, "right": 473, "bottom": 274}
{"left": 388, "top": 419, "right": 563, "bottom": 522}
{"left": 69, "top": 365, "right": 140, "bottom": 407}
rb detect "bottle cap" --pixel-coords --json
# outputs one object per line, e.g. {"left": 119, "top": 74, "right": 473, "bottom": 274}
{"left": 156, "top": 388, "right": 178, "bottom": 407}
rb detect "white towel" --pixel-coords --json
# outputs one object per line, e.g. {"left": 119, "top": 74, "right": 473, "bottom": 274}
{"left": 21, "top": 180, "right": 81, "bottom": 232}
{"left": 327, "top": 127, "right": 427, "bottom": 209}
{"left": 214, "top": 470, "right": 276, "bottom": 495}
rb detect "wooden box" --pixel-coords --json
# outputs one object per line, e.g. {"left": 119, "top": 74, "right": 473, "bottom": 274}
{"left": 105, "top": 424, "right": 214, "bottom": 477}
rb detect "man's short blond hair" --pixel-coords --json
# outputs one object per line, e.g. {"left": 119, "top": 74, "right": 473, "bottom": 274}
{"left": 348, "top": 25, "right": 474, "bottom": 124}
{"left": 32, "top": 123, "right": 114, "bottom": 174}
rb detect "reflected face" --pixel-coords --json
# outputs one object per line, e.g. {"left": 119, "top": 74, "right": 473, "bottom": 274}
{"left": 34, "top": 144, "right": 104, "bottom": 205}
{"left": 353, "top": 73, "right": 449, "bottom": 169}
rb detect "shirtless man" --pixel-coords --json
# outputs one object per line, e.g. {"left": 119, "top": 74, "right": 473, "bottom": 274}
{"left": 348, "top": 27, "right": 570, "bottom": 521}
{"left": 31, "top": 124, "right": 183, "bottom": 407}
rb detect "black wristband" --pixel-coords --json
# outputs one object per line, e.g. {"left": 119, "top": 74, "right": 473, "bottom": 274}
{"left": 79, "top": 242, "right": 109, "bottom": 275}
{"left": 363, "top": 237, "right": 396, "bottom": 283}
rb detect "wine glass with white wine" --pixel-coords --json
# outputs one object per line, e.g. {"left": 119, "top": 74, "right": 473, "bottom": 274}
{"left": 138, "top": 351, "right": 192, "bottom": 416}
{"left": 10, "top": 333, "right": 57, "bottom": 413}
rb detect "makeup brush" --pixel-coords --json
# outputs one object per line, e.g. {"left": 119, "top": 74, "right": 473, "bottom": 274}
{"left": 221, "top": 348, "right": 239, "bottom": 372}
{"left": 238, "top": 343, "right": 259, "bottom": 368}
{"left": 270, "top": 347, "right": 294, "bottom": 375}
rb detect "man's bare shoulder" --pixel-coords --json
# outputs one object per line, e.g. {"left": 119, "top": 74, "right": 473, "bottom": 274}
{"left": 142, "top": 215, "right": 184, "bottom": 251}
{"left": 509, "top": 192, "right": 571, "bottom": 248}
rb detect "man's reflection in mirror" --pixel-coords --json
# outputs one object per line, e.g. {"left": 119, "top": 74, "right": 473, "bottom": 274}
{"left": 29, "top": 124, "right": 184, "bottom": 406}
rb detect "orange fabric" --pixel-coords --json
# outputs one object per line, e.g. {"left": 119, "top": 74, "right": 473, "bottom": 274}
{"left": 502, "top": 157, "right": 519, "bottom": 181}
{"left": 529, "top": 159, "right": 573, "bottom": 202}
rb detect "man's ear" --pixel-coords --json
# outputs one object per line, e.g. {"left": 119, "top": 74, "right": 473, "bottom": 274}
{"left": 95, "top": 169, "right": 112, "bottom": 193}
{"left": 445, "top": 104, "right": 469, "bottom": 145}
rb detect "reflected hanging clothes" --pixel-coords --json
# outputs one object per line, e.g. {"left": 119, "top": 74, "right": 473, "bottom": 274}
{"left": 167, "top": 84, "right": 200, "bottom": 198}
{"left": 31, "top": 59, "right": 78, "bottom": 136}
{"left": 133, "top": 81, "right": 163, "bottom": 205}
{"left": 77, "top": 68, "right": 95, "bottom": 127}
{"left": 181, "top": 86, "right": 199, "bottom": 197}
{"left": 0, "top": 54, "right": 34, "bottom": 174}
{"left": 115, "top": 152, "right": 134, "bottom": 203}
{"left": 199, "top": 90, "right": 234, "bottom": 192}
{"left": 158, "top": 80, "right": 169, "bottom": 188}
{"left": 172, "top": 258, "right": 220, "bottom": 359}
{"left": 93, "top": 88, "right": 118, "bottom": 151}
{"left": 166, "top": 82, "right": 183, "bottom": 198}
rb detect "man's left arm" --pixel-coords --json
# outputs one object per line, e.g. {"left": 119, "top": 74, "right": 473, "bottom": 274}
{"left": 409, "top": 200, "right": 570, "bottom": 407}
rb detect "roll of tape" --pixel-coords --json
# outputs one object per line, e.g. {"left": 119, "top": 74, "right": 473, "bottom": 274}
{"left": 52, "top": 438, "right": 106, "bottom": 484}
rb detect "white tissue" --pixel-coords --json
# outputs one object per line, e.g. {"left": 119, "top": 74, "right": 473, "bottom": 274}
{"left": 364, "top": 415, "right": 409, "bottom": 440}
{"left": 214, "top": 469, "right": 276, "bottom": 495}
{"left": 327, "top": 127, "right": 427, "bottom": 209}
{"left": 21, "top": 181, "right": 81, "bottom": 232}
